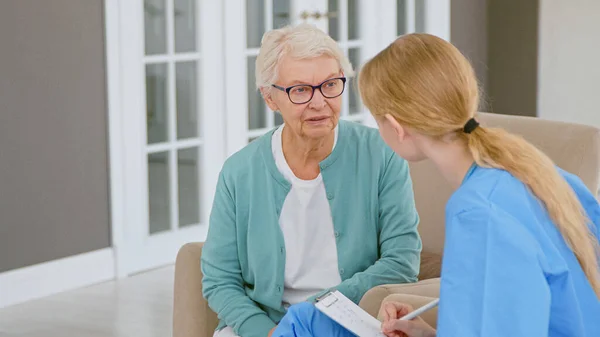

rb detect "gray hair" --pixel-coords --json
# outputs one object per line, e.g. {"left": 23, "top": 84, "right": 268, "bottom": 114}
{"left": 255, "top": 23, "right": 354, "bottom": 93}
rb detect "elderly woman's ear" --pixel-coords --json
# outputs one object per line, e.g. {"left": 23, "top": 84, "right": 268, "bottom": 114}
{"left": 260, "top": 87, "right": 279, "bottom": 112}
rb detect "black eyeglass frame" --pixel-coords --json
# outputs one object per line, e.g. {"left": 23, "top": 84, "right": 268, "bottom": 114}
{"left": 271, "top": 77, "right": 347, "bottom": 104}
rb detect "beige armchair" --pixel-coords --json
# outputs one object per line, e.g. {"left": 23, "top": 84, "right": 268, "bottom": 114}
{"left": 173, "top": 112, "right": 600, "bottom": 337}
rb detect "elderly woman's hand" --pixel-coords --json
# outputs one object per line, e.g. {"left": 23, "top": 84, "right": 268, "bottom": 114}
{"left": 379, "top": 302, "right": 436, "bottom": 337}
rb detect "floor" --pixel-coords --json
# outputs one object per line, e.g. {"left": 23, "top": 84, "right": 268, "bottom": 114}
{"left": 0, "top": 266, "right": 174, "bottom": 337}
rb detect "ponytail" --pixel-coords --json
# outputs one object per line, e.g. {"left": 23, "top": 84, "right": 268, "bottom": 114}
{"left": 464, "top": 126, "right": 600, "bottom": 297}
{"left": 357, "top": 32, "right": 600, "bottom": 297}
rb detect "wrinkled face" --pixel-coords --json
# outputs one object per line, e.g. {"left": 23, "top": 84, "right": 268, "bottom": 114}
{"left": 376, "top": 115, "right": 427, "bottom": 162}
{"left": 263, "top": 55, "right": 343, "bottom": 139}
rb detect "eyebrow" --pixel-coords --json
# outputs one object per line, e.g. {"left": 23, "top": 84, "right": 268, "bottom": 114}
{"left": 288, "top": 72, "right": 341, "bottom": 86}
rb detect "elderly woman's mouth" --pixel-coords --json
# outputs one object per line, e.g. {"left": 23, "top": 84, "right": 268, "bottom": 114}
{"left": 305, "top": 116, "right": 329, "bottom": 124}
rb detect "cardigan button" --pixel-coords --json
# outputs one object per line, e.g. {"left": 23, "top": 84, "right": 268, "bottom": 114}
{"left": 334, "top": 231, "right": 340, "bottom": 238}
{"left": 339, "top": 268, "right": 345, "bottom": 275}
{"left": 326, "top": 192, "right": 334, "bottom": 200}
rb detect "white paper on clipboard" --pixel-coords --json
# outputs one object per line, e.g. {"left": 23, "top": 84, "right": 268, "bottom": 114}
{"left": 315, "top": 291, "right": 386, "bottom": 337}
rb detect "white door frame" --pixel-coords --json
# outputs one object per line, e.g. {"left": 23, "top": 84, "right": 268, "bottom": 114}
{"left": 104, "top": 0, "right": 127, "bottom": 278}
{"left": 105, "top": 0, "right": 226, "bottom": 277}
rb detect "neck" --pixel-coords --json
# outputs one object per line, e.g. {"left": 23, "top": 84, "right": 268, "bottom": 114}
{"left": 281, "top": 125, "right": 334, "bottom": 168}
{"left": 425, "top": 138, "right": 475, "bottom": 190}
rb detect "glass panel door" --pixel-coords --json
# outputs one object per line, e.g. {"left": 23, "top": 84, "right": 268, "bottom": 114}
{"left": 396, "top": 0, "right": 450, "bottom": 40}
{"left": 144, "top": 0, "right": 203, "bottom": 235}
{"left": 326, "top": 0, "right": 366, "bottom": 120}
{"left": 117, "top": 0, "right": 224, "bottom": 274}
{"left": 245, "top": 0, "right": 293, "bottom": 142}
{"left": 396, "top": 0, "right": 426, "bottom": 35}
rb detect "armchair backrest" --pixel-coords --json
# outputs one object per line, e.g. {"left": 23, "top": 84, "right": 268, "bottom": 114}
{"left": 410, "top": 112, "right": 600, "bottom": 254}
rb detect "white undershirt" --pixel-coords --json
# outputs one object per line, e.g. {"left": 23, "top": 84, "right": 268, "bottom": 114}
{"left": 272, "top": 124, "right": 342, "bottom": 307}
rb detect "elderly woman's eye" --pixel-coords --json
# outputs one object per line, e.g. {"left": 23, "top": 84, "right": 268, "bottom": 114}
{"left": 325, "top": 81, "right": 338, "bottom": 88}
{"left": 292, "top": 86, "right": 308, "bottom": 94}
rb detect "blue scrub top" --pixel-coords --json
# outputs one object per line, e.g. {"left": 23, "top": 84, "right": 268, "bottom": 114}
{"left": 438, "top": 164, "right": 600, "bottom": 336}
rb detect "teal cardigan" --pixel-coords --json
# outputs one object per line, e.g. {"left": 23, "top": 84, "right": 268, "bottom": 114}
{"left": 201, "top": 120, "right": 422, "bottom": 337}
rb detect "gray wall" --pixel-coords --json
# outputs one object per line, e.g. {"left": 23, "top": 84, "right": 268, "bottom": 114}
{"left": 537, "top": 0, "right": 600, "bottom": 128}
{"left": 0, "top": 0, "right": 110, "bottom": 272}
{"left": 451, "top": 0, "right": 489, "bottom": 110}
{"left": 453, "top": 0, "right": 600, "bottom": 122}
{"left": 451, "top": 0, "right": 540, "bottom": 117}
{"left": 487, "top": 0, "right": 539, "bottom": 117}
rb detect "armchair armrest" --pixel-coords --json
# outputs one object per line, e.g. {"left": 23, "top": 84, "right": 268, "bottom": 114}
{"left": 173, "top": 242, "right": 219, "bottom": 337}
{"left": 359, "top": 278, "right": 440, "bottom": 328}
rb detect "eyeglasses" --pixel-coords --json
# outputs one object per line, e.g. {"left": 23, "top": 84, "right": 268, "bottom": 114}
{"left": 271, "top": 77, "right": 347, "bottom": 104}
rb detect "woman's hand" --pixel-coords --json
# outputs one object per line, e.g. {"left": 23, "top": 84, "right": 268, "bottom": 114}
{"left": 379, "top": 302, "right": 436, "bottom": 337}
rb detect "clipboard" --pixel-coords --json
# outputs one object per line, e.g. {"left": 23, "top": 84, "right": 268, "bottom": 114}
{"left": 315, "top": 291, "right": 386, "bottom": 337}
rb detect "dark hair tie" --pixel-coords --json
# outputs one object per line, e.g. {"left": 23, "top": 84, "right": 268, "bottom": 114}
{"left": 463, "top": 118, "right": 479, "bottom": 134}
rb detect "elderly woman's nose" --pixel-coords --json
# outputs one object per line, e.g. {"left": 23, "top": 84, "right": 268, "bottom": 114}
{"left": 309, "top": 89, "right": 327, "bottom": 107}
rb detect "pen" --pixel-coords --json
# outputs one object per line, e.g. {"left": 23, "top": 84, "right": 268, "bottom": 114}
{"left": 399, "top": 298, "right": 440, "bottom": 321}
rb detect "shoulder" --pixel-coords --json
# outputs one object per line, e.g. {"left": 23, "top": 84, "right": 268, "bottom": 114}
{"left": 219, "top": 130, "right": 272, "bottom": 183}
{"left": 339, "top": 120, "right": 387, "bottom": 148}
{"left": 339, "top": 120, "right": 403, "bottom": 169}
{"left": 446, "top": 168, "right": 514, "bottom": 217}
{"left": 448, "top": 203, "right": 539, "bottom": 252}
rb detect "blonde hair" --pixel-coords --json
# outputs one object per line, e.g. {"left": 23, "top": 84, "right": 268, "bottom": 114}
{"left": 358, "top": 33, "right": 600, "bottom": 297}
{"left": 255, "top": 23, "right": 354, "bottom": 93}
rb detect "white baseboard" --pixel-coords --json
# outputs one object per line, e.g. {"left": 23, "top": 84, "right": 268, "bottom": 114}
{"left": 0, "top": 248, "right": 115, "bottom": 308}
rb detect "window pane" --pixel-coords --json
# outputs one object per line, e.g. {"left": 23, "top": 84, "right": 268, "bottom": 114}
{"left": 146, "top": 64, "right": 169, "bottom": 144}
{"left": 415, "top": 0, "right": 426, "bottom": 33}
{"left": 348, "top": 48, "right": 362, "bottom": 115}
{"left": 273, "top": 0, "right": 291, "bottom": 29}
{"left": 178, "top": 147, "right": 200, "bottom": 227}
{"left": 247, "top": 56, "right": 267, "bottom": 129}
{"left": 148, "top": 152, "right": 171, "bottom": 234}
{"left": 174, "top": 0, "right": 197, "bottom": 53}
{"left": 348, "top": 0, "right": 360, "bottom": 40}
{"left": 144, "top": 0, "right": 167, "bottom": 55}
{"left": 397, "top": 0, "right": 406, "bottom": 35}
{"left": 176, "top": 61, "right": 199, "bottom": 139}
{"left": 247, "top": 0, "right": 265, "bottom": 48}
{"left": 328, "top": 0, "right": 339, "bottom": 41}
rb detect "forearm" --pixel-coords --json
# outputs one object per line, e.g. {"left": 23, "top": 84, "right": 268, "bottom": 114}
{"left": 203, "top": 281, "right": 275, "bottom": 337}
{"left": 335, "top": 250, "right": 420, "bottom": 303}
{"left": 305, "top": 236, "right": 420, "bottom": 304}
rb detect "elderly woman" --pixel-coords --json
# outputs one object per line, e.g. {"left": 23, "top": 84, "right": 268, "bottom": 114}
{"left": 201, "top": 23, "right": 422, "bottom": 337}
